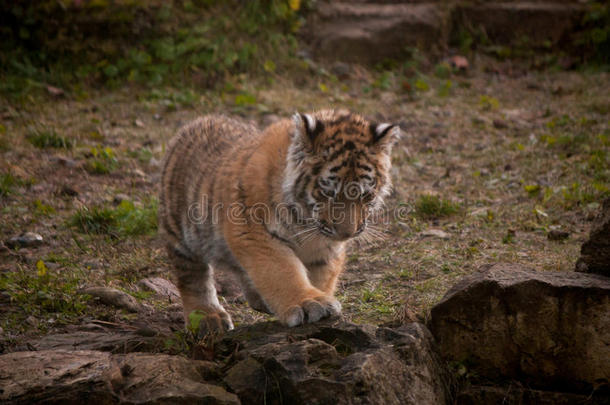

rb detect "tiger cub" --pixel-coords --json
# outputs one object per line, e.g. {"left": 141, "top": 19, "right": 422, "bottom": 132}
{"left": 159, "top": 109, "right": 400, "bottom": 331}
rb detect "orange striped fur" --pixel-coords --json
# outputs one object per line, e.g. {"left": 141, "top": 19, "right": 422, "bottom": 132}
{"left": 159, "top": 110, "right": 400, "bottom": 330}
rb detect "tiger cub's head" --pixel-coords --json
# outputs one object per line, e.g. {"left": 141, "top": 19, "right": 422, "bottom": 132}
{"left": 283, "top": 109, "right": 401, "bottom": 241}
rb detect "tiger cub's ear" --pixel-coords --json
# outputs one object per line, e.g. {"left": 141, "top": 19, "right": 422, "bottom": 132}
{"left": 292, "top": 112, "right": 325, "bottom": 150}
{"left": 370, "top": 122, "right": 401, "bottom": 151}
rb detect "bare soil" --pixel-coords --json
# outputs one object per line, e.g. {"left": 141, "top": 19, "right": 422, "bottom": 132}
{"left": 0, "top": 57, "right": 608, "bottom": 349}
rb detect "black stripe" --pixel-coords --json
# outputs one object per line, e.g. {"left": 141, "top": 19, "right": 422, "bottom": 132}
{"left": 264, "top": 226, "right": 293, "bottom": 247}
{"left": 306, "top": 259, "right": 328, "bottom": 267}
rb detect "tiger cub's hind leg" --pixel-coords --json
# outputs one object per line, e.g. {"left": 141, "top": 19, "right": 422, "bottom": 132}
{"left": 167, "top": 246, "right": 234, "bottom": 335}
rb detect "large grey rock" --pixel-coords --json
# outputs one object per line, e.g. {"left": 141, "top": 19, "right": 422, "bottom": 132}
{"left": 429, "top": 263, "right": 610, "bottom": 394}
{"left": 576, "top": 198, "right": 610, "bottom": 277}
{"left": 0, "top": 350, "right": 239, "bottom": 404}
{"left": 306, "top": 2, "right": 444, "bottom": 64}
{"left": 219, "top": 320, "right": 452, "bottom": 404}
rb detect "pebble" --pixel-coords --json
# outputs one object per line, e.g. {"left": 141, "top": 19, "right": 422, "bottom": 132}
{"left": 330, "top": 62, "right": 351, "bottom": 78}
{"left": 81, "top": 286, "right": 141, "bottom": 313}
{"left": 113, "top": 193, "right": 131, "bottom": 205}
{"left": 548, "top": 230, "right": 570, "bottom": 241}
{"left": 59, "top": 185, "right": 79, "bottom": 197}
{"left": 134, "top": 119, "right": 145, "bottom": 128}
{"left": 6, "top": 232, "right": 43, "bottom": 248}
{"left": 52, "top": 156, "right": 78, "bottom": 168}
{"left": 138, "top": 277, "right": 181, "bottom": 304}
{"left": 420, "top": 229, "right": 451, "bottom": 240}
{"left": 493, "top": 119, "right": 509, "bottom": 129}
{"left": 25, "top": 316, "right": 38, "bottom": 327}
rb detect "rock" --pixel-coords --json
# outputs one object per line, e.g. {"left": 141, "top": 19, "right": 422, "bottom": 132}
{"left": 576, "top": 197, "right": 610, "bottom": 277}
{"left": 134, "top": 119, "right": 145, "bottom": 128}
{"left": 82, "top": 287, "right": 141, "bottom": 313}
{"left": 420, "top": 229, "right": 450, "bottom": 240}
{"left": 448, "top": 55, "right": 469, "bottom": 71}
{"left": 219, "top": 319, "right": 452, "bottom": 404}
{"left": 31, "top": 330, "right": 165, "bottom": 354}
{"left": 429, "top": 263, "right": 610, "bottom": 393}
{"left": 0, "top": 350, "right": 239, "bottom": 404}
{"left": 330, "top": 61, "right": 351, "bottom": 78}
{"left": 451, "top": 3, "right": 586, "bottom": 48}
{"left": 307, "top": 3, "right": 444, "bottom": 64}
{"left": 59, "top": 184, "right": 79, "bottom": 197}
{"left": 492, "top": 118, "right": 509, "bottom": 129}
{"left": 46, "top": 85, "right": 65, "bottom": 97}
{"left": 138, "top": 277, "right": 181, "bottom": 303}
{"left": 547, "top": 229, "right": 570, "bottom": 241}
{"left": 6, "top": 232, "right": 43, "bottom": 248}
{"left": 51, "top": 155, "right": 78, "bottom": 168}
{"left": 456, "top": 384, "right": 598, "bottom": 405}
{"left": 112, "top": 193, "right": 130, "bottom": 205}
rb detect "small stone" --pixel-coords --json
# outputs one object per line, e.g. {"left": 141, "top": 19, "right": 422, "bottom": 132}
{"left": 548, "top": 229, "right": 570, "bottom": 241}
{"left": 52, "top": 156, "right": 78, "bottom": 168}
{"left": 133, "top": 169, "right": 147, "bottom": 178}
{"left": 134, "top": 119, "right": 145, "bottom": 128}
{"left": 81, "top": 286, "right": 141, "bottom": 312}
{"left": 153, "top": 114, "right": 162, "bottom": 121}
{"left": 492, "top": 119, "right": 508, "bottom": 129}
{"left": 59, "top": 185, "right": 79, "bottom": 197}
{"left": 6, "top": 232, "right": 43, "bottom": 248}
{"left": 113, "top": 194, "right": 130, "bottom": 205}
{"left": 449, "top": 55, "right": 469, "bottom": 71}
{"left": 25, "top": 316, "right": 38, "bottom": 327}
{"left": 330, "top": 62, "right": 351, "bottom": 78}
{"left": 138, "top": 277, "right": 180, "bottom": 304}
{"left": 46, "top": 85, "right": 65, "bottom": 97}
{"left": 420, "top": 229, "right": 450, "bottom": 240}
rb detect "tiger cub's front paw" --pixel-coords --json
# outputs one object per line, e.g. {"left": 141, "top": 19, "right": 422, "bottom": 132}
{"left": 280, "top": 295, "right": 342, "bottom": 327}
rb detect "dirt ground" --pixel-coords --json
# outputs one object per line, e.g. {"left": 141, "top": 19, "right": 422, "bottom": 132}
{"left": 0, "top": 56, "right": 608, "bottom": 349}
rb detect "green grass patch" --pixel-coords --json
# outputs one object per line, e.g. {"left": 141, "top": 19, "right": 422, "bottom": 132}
{"left": 0, "top": 172, "right": 32, "bottom": 197}
{"left": 414, "top": 194, "right": 461, "bottom": 220}
{"left": 69, "top": 198, "right": 158, "bottom": 237}
{"left": 26, "top": 129, "right": 73, "bottom": 149}
{"left": 1, "top": 0, "right": 305, "bottom": 100}
{"left": 85, "top": 146, "right": 118, "bottom": 174}
{"left": 0, "top": 261, "right": 89, "bottom": 324}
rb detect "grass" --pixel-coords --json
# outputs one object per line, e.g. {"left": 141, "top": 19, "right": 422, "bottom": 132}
{"left": 69, "top": 199, "right": 158, "bottom": 237}
{"left": 0, "top": 262, "right": 89, "bottom": 330}
{"left": 0, "top": 172, "right": 22, "bottom": 197}
{"left": 26, "top": 129, "right": 73, "bottom": 149}
{"left": 0, "top": 0, "right": 305, "bottom": 101}
{"left": 414, "top": 195, "right": 461, "bottom": 220}
{"left": 85, "top": 146, "right": 119, "bottom": 175}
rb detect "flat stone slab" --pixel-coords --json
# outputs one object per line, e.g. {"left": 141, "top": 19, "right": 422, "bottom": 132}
{"left": 429, "top": 263, "right": 610, "bottom": 393}
{"left": 451, "top": 2, "right": 586, "bottom": 46}
{"left": 0, "top": 350, "right": 239, "bottom": 404}
{"left": 307, "top": 2, "right": 444, "bottom": 63}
